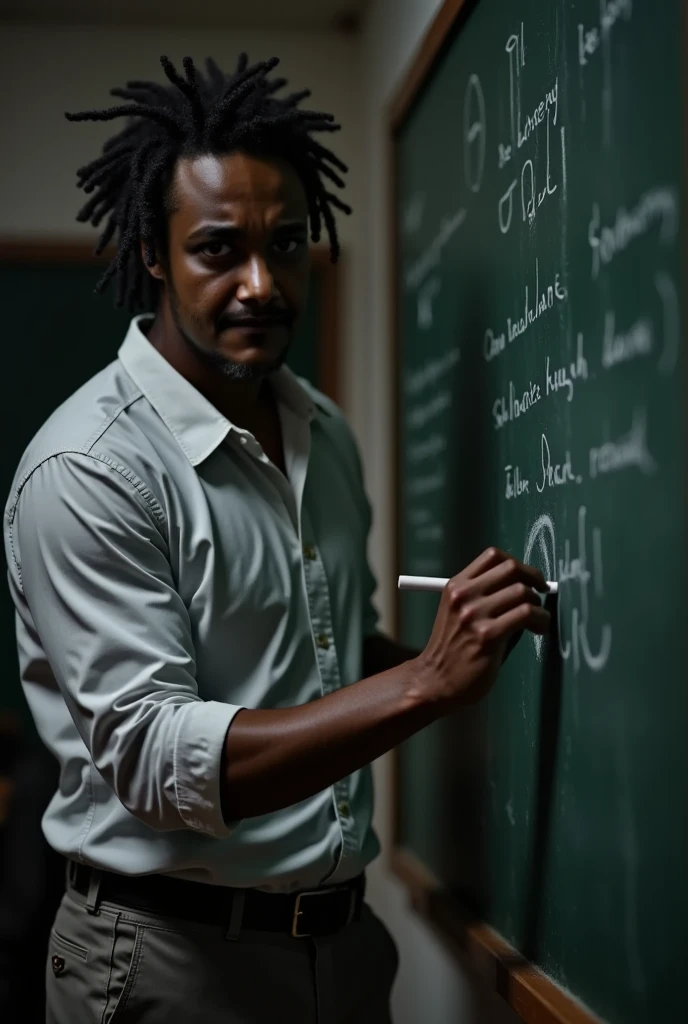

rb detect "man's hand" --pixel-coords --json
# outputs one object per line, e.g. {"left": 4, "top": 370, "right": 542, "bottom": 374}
{"left": 413, "top": 547, "right": 550, "bottom": 708}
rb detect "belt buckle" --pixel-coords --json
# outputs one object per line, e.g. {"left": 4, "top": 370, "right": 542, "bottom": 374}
{"left": 291, "top": 886, "right": 351, "bottom": 939}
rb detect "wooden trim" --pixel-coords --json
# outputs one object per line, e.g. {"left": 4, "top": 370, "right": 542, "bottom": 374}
{"left": 0, "top": 240, "right": 111, "bottom": 264}
{"left": 389, "top": 0, "right": 473, "bottom": 132}
{"left": 311, "top": 245, "right": 342, "bottom": 405}
{"left": 388, "top": 2, "right": 605, "bottom": 1021}
{"left": 391, "top": 851, "right": 601, "bottom": 1024}
{"left": 0, "top": 239, "right": 342, "bottom": 404}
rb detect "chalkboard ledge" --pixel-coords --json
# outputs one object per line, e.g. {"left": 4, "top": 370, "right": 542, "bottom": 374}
{"left": 391, "top": 849, "right": 602, "bottom": 1024}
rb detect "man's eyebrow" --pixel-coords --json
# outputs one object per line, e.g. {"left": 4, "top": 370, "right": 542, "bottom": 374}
{"left": 273, "top": 220, "right": 308, "bottom": 233}
{"left": 187, "top": 223, "right": 242, "bottom": 243}
{"left": 187, "top": 219, "right": 308, "bottom": 243}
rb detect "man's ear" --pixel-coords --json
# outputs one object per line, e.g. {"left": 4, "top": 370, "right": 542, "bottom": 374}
{"left": 140, "top": 239, "right": 165, "bottom": 282}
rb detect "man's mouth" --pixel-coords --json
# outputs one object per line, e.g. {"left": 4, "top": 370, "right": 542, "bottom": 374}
{"left": 219, "top": 314, "right": 292, "bottom": 332}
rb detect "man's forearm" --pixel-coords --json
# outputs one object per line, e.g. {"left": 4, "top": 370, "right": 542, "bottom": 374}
{"left": 221, "top": 655, "right": 439, "bottom": 822}
{"left": 362, "top": 632, "right": 421, "bottom": 676}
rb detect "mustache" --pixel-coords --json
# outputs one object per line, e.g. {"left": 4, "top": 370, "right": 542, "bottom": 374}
{"left": 217, "top": 309, "right": 294, "bottom": 330}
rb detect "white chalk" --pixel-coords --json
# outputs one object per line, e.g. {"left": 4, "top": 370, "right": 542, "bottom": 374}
{"left": 398, "top": 575, "right": 558, "bottom": 594}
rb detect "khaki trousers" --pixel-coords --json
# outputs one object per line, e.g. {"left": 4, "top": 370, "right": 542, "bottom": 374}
{"left": 46, "top": 883, "right": 398, "bottom": 1024}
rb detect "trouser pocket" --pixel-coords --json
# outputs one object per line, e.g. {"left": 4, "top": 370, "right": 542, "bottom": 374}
{"left": 46, "top": 892, "right": 142, "bottom": 1024}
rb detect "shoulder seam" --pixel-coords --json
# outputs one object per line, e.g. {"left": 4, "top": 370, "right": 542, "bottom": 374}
{"left": 7, "top": 449, "right": 166, "bottom": 530}
{"left": 6, "top": 451, "right": 168, "bottom": 596}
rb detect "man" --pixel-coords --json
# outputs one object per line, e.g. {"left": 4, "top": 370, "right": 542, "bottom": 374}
{"left": 3, "top": 54, "right": 549, "bottom": 1024}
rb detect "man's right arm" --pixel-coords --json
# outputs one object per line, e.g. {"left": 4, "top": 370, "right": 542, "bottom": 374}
{"left": 222, "top": 548, "right": 550, "bottom": 820}
{"left": 8, "top": 454, "right": 549, "bottom": 832}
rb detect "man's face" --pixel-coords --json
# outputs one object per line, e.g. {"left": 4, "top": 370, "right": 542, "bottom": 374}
{"left": 151, "top": 150, "right": 311, "bottom": 379}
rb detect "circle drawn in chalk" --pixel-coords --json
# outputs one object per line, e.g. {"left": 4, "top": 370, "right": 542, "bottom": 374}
{"left": 523, "top": 514, "right": 556, "bottom": 660}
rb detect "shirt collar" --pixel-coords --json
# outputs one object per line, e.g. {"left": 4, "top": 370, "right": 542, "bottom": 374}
{"left": 118, "top": 315, "right": 325, "bottom": 467}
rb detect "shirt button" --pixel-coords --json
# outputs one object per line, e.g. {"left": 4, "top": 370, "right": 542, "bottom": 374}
{"left": 316, "top": 633, "right": 330, "bottom": 650}
{"left": 338, "top": 801, "right": 351, "bottom": 818}
{"left": 51, "top": 955, "right": 65, "bottom": 976}
{"left": 303, "top": 544, "right": 317, "bottom": 561}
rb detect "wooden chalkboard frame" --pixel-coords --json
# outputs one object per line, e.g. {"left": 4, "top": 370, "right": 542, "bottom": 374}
{"left": 384, "top": 0, "right": 678, "bottom": 1021}
{"left": 0, "top": 241, "right": 342, "bottom": 404}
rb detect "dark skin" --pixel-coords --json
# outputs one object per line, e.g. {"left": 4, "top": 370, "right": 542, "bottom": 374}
{"left": 144, "top": 151, "right": 551, "bottom": 821}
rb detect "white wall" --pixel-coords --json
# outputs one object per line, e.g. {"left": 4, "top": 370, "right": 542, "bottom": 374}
{"left": 355, "top": 3, "right": 520, "bottom": 1022}
{"left": 0, "top": 25, "right": 361, "bottom": 247}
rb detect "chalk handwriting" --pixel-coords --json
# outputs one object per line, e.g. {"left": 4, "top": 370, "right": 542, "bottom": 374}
{"left": 601, "top": 310, "right": 653, "bottom": 370}
{"left": 484, "top": 258, "right": 567, "bottom": 361}
{"left": 558, "top": 506, "right": 613, "bottom": 674}
{"left": 521, "top": 117, "right": 562, "bottom": 226}
{"left": 505, "top": 464, "right": 530, "bottom": 500}
{"left": 464, "top": 74, "right": 486, "bottom": 194}
{"left": 493, "top": 378, "right": 542, "bottom": 430}
{"left": 523, "top": 513, "right": 556, "bottom": 661}
{"left": 505, "top": 22, "right": 526, "bottom": 154}
{"left": 546, "top": 332, "right": 588, "bottom": 402}
{"left": 408, "top": 433, "right": 447, "bottom": 463}
{"left": 499, "top": 178, "right": 518, "bottom": 233}
{"left": 405, "top": 209, "right": 466, "bottom": 290}
{"left": 536, "top": 433, "right": 582, "bottom": 493}
{"left": 501, "top": 122, "right": 566, "bottom": 233}
{"left": 588, "top": 187, "right": 679, "bottom": 279}
{"left": 523, "top": 509, "right": 613, "bottom": 673}
{"left": 484, "top": 328, "right": 506, "bottom": 362}
{"left": 407, "top": 390, "right": 452, "bottom": 430}
{"left": 406, "top": 348, "right": 460, "bottom": 396}
{"left": 518, "top": 77, "right": 558, "bottom": 148}
{"left": 507, "top": 259, "right": 567, "bottom": 343}
{"left": 578, "top": 22, "right": 600, "bottom": 65}
{"left": 407, "top": 470, "right": 446, "bottom": 497}
{"left": 578, "top": 0, "right": 633, "bottom": 66}
{"left": 589, "top": 407, "right": 656, "bottom": 479}
{"left": 417, "top": 276, "right": 442, "bottom": 330}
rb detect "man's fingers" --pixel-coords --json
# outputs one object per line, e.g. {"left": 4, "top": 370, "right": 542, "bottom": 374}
{"left": 470, "top": 556, "right": 546, "bottom": 596}
{"left": 493, "top": 602, "right": 551, "bottom": 638}
{"left": 474, "top": 582, "right": 541, "bottom": 619}
{"left": 457, "top": 546, "right": 509, "bottom": 580}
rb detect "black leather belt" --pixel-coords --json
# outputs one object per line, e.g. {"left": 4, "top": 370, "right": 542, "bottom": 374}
{"left": 68, "top": 862, "right": 365, "bottom": 939}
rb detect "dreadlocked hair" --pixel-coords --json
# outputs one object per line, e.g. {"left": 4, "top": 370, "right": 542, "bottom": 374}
{"left": 66, "top": 54, "right": 351, "bottom": 311}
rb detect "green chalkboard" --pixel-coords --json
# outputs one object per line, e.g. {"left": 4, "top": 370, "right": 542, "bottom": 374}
{"left": 0, "top": 250, "right": 329, "bottom": 731}
{"left": 394, "top": 1, "right": 687, "bottom": 1022}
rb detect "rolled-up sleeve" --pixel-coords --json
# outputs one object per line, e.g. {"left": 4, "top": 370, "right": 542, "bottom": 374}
{"left": 8, "top": 452, "right": 242, "bottom": 837}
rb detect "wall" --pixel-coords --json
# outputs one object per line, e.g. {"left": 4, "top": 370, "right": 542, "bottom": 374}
{"left": 355, "top": 2, "right": 519, "bottom": 1021}
{"left": 0, "top": 24, "right": 361, "bottom": 247}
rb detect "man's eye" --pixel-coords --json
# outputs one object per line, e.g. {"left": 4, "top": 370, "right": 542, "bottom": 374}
{"left": 201, "top": 242, "right": 232, "bottom": 257}
{"left": 273, "top": 239, "right": 302, "bottom": 255}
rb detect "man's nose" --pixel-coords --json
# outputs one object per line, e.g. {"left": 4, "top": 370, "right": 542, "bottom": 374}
{"left": 235, "top": 255, "right": 277, "bottom": 304}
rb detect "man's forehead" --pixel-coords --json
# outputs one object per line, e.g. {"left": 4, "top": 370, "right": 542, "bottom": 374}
{"left": 171, "top": 152, "right": 308, "bottom": 217}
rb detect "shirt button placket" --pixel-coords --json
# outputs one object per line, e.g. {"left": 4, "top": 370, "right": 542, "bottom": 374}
{"left": 301, "top": 518, "right": 358, "bottom": 873}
